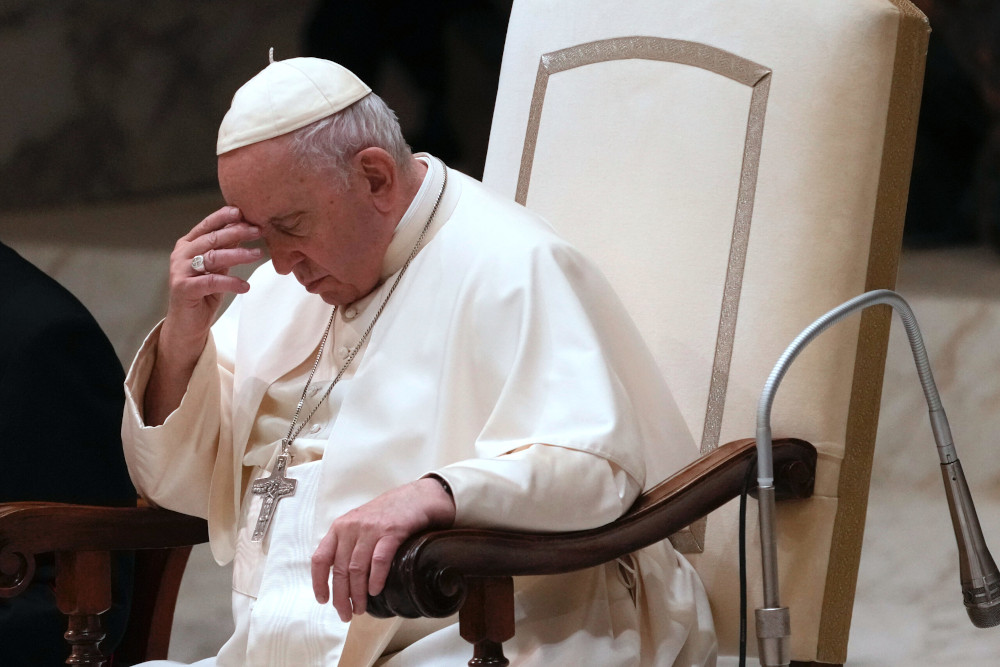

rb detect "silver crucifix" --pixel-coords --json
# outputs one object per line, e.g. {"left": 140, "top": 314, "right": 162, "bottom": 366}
{"left": 250, "top": 449, "right": 297, "bottom": 542}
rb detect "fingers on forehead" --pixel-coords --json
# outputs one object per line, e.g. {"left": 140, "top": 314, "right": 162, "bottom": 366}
{"left": 194, "top": 273, "right": 249, "bottom": 295}
{"left": 186, "top": 206, "right": 242, "bottom": 240}
{"left": 188, "top": 224, "right": 258, "bottom": 254}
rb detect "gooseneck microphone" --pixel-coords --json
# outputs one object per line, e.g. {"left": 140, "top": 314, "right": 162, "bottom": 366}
{"left": 942, "top": 456, "right": 1000, "bottom": 627}
{"left": 754, "top": 289, "right": 1000, "bottom": 666}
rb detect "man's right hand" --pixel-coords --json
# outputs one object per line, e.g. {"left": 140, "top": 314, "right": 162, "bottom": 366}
{"left": 143, "top": 206, "right": 262, "bottom": 426}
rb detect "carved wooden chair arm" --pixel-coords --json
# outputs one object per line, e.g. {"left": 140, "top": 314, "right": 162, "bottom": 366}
{"left": 367, "top": 438, "right": 815, "bottom": 666}
{"left": 0, "top": 502, "right": 208, "bottom": 599}
{"left": 0, "top": 502, "right": 208, "bottom": 666}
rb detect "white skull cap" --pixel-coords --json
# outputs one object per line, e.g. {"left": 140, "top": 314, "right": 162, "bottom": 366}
{"left": 216, "top": 50, "right": 371, "bottom": 155}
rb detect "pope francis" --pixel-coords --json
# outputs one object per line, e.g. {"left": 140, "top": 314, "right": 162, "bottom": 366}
{"left": 122, "top": 54, "right": 717, "bottom": 666}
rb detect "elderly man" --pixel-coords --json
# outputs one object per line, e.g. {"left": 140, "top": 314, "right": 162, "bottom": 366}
{"left": 123, "top": 55, "right": 716, "bottom": 666}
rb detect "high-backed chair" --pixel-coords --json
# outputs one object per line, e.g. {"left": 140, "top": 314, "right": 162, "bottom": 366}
{"left": 0, "top": 1, "right": 927, "bottom": 665}
{"left": 374, "top": 1, "right": 929, "bottom": 665}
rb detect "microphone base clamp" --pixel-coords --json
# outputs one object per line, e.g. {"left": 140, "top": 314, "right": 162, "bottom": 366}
{"left": 755, "top": 605, "right": 790, "bottom": 667}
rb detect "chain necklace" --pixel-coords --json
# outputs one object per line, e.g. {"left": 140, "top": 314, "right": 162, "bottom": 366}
{"left": 249, "top": 159, "right": 448, "bottom": 542}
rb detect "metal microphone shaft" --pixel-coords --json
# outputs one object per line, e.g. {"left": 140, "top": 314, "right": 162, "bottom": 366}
{"left": 755, "top": 289, "right": 1000, "bottom": 666}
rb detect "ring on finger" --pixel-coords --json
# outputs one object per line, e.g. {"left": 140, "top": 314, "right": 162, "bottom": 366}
{"left": 191, "top": 254, "right": 208, "bottom": 273}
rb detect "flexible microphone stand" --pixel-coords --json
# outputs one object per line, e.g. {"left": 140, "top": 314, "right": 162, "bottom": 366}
{"left": 754, "top": 289, "right": 1000, "bottom": 667}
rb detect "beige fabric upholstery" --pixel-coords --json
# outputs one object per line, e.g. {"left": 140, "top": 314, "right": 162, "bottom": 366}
{"left": 482, "top": 0, "right": 928, "bottom": 662}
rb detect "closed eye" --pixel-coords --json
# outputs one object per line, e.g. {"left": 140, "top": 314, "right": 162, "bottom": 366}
{"left": 270, "top": 213, "right": 307, "bottom": 236}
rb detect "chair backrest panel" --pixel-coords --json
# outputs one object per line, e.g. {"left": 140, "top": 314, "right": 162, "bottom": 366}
{"left": 484, "top": 0, "right": 928, "bottom": 661}
{"left": 519, "top": 39, "right": 766, "bottom": 454}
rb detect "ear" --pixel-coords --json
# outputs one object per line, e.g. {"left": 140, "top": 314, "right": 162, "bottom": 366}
{"left": 353, "top": 148, "right": 397, "bottom": 213}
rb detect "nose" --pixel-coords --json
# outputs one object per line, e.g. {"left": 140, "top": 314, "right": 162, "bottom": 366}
{"left": 268, "top": 243, "right": 302, "bottom": 276}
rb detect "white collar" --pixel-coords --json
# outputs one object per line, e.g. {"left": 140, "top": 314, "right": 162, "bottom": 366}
{"left": 379, "top": 154, "right": 445, "bottom": 281}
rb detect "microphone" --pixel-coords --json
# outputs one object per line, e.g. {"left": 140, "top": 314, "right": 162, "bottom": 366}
{"left": 941, "top": 457, "right": 1000, "bottom": 627}
{"left": 754, "top": 289, "right": 1000, "bottom": 666}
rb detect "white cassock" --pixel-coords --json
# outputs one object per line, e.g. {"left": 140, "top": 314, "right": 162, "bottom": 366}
{"left": 123, "top": 156, "right": 718, "bottom": 666}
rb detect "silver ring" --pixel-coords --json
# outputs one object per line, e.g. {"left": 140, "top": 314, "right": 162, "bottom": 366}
{"left": 191, "top": 254, "right": 207, "bottom": 273}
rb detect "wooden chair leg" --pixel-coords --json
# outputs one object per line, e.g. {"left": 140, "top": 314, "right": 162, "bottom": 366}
{"left": 114, "top": 545, "right": 194, "bottom": 663}
{"left": 55, "top": 550, "right": 111, "bottom": 667}
{"left": 459, "top": 576, "right": 515, "bottom": 667}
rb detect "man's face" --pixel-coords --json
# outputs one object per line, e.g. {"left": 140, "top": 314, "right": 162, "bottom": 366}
{"left": 217, "top": 138, "right": 394, "bottom": 306}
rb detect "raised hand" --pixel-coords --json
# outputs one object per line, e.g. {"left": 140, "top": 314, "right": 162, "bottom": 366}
{"left": 165, "top": 206, "right": 262, "bottom": 338}
{"left": 143, "top": 206, "right": 262, "bottom": 425}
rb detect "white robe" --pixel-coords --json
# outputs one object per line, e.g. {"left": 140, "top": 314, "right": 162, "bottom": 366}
{"left": 123, "top": 157, "right": 717, "bottom": 665}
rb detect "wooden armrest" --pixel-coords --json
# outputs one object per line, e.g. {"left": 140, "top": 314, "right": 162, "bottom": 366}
{"left": 368, "top": 437, "right": 816, "bottom": 619}
{"left": 0, "top": 502, "right": 208, "bottom": 599}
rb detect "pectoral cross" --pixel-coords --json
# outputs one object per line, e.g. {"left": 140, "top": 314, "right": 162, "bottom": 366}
{"left": 250, "top": 448, "right": 297, "bottom": 542}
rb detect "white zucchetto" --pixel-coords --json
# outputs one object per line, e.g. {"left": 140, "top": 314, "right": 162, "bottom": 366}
{"left": 216, "top": 54, "right": 371, "bottom": 155}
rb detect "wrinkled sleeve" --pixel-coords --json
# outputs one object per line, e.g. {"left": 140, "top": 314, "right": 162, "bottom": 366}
{"left": 412, "top": 226, "right": 695, "bottom": 534}
{"left": 430, "top": 443, "right": 641, "bottom": 531}
{"left": 121, "top": 322, "right": 231, "bottom": 518}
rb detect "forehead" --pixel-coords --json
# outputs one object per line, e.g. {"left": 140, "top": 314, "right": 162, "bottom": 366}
{"left": 217, "top": 139, "right": 310, "bottom": 217}
{"left": 218, "top": 137, "right": 296, "bottom": 187}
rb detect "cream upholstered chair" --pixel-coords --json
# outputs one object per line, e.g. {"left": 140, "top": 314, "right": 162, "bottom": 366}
{"left": 473, "top": 0, "right": 928, "bottom": 664}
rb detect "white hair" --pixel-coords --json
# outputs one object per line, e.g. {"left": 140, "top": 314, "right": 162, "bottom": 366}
{"left": 287, "top": 93, "right": 413, "bottom": 188}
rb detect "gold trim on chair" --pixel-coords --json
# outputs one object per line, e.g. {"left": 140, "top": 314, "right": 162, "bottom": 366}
{"left": 515, "top": 36, "right": 771, "bottom": 456}
{"left": 814, "top": 3, "right": 930, "bottom": 663}
{"left": 515, "top": 37, "right": 772, "bottom": 553}
{"left": 705, "top": 71, "right": 770, "bottom": 456}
